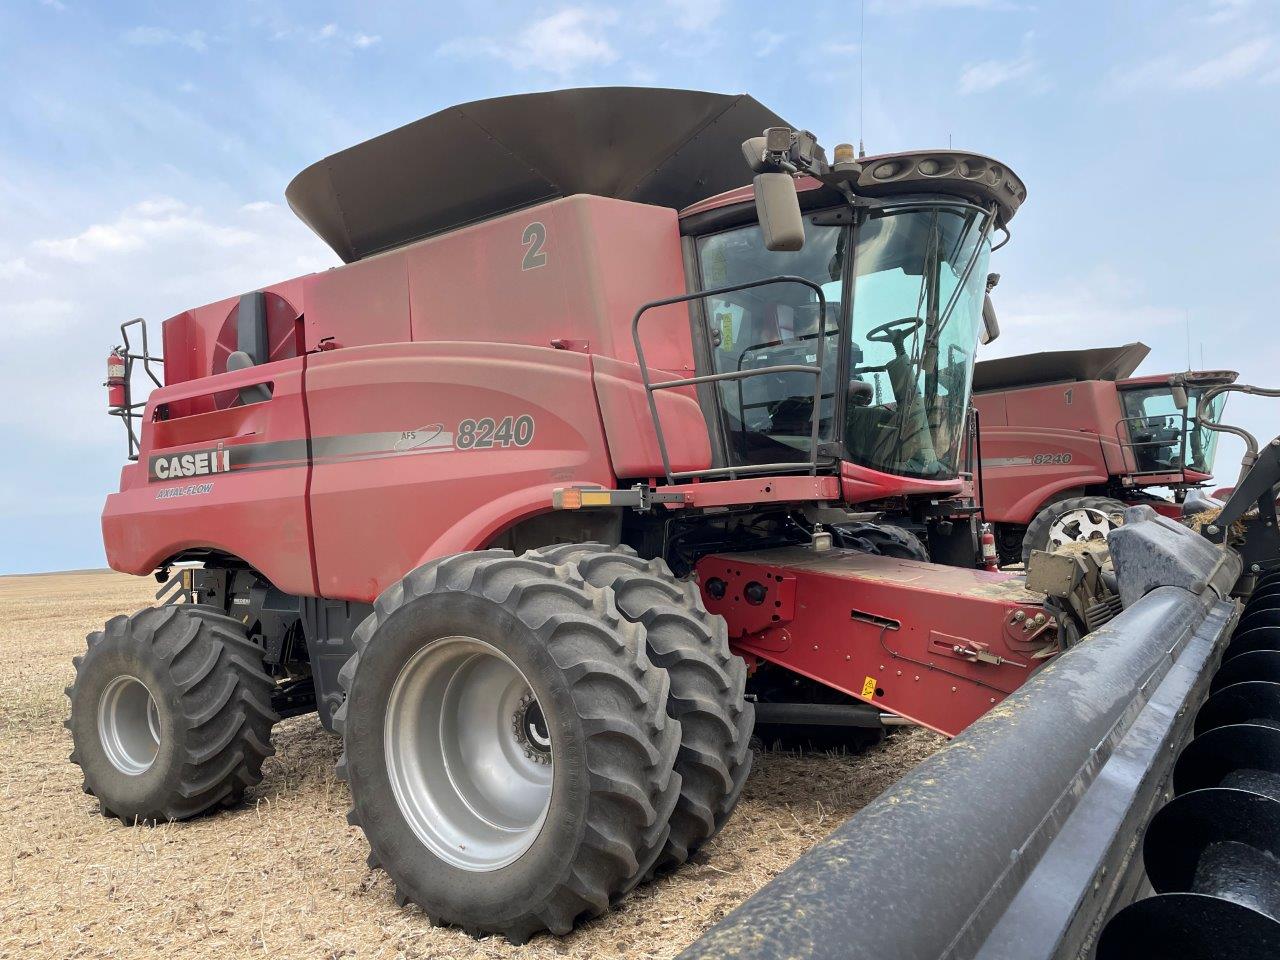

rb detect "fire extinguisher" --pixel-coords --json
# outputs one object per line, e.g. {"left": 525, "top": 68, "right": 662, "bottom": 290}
{"left": 106, "top": 348, "right": 127, "bottom": 409}
{"left": 980, "top": 522, "right": 999, "bottom": 572}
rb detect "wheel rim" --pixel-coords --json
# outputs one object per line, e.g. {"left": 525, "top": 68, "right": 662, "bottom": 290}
{"left": 98, "top": 675, "right": 161, "bottom": 775}
{"left": 384, "top": 636, "right": 553, "bottom": 872}
{"left": 1047, "top": 507, "right": 1121, "bottom": 550}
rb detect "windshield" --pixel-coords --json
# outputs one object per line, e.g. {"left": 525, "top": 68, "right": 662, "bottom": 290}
{"left": 1120, "top": 386, "right": 1227, "bottom": 475}
{"left": 845, "top": 203, "right": 992, "bottom": 479}
{"left": 695, "top": 198, "right": 993, "bottom": 478}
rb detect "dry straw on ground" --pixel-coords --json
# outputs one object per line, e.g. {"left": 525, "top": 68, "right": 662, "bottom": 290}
{"left": 0, "top": 569, "right": 942, "bottom": 960}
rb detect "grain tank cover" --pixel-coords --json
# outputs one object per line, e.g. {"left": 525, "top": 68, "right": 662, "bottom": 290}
{"left": 286, "top": 87, "right": 790, "bottom": 263}
{"left": 973, "top": 342, "right": 1151, "bottom": 393}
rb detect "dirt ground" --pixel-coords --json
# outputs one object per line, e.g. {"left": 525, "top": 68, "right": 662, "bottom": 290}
{"left": 0, "top": 569, "right": 943, "bottom": 960}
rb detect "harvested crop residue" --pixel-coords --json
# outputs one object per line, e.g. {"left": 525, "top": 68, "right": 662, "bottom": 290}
{"left": 0, "top": 569, "right": 942, "bottom": 959}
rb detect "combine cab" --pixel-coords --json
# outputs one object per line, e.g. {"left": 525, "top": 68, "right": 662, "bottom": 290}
{"left": 972, "top": 342, "right": 1235, "bottom": 564}
{"left": 70, "top": 87, "right": 1277, "bottom": 950}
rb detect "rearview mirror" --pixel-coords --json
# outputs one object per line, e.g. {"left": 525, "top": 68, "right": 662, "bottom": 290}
{"left": 741, "top": 136, "right": 768, "bottom": 173}
{"left": 754, "top": 173, "right": 804, "bottom": 252}
{"left": 980, "top": 293, "right": 1000, "bottom": 345}
{"left": 1171, "top": 384, "right": 1189, "bottom": 411}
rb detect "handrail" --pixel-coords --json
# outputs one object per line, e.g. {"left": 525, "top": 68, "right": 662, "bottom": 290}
{"left": 1112, "top": 412, "right": 1196, "bottom": 477}
{"left": 111, "top": 317, "right": 164, "bottom": 461}
{"left": 631, "top": 275, "right": 830, "bottom": 482}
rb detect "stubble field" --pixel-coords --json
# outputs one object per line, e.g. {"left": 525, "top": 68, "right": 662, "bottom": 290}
{"left": 0, "top": 569, "right": 942, "bottom": 959}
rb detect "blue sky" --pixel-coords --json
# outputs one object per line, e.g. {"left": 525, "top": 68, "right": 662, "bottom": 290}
{"left": 1, "top": 0, "right": 1278, "bottom": 573}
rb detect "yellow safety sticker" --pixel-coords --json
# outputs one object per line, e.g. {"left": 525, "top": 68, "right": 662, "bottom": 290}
{"left": 718, "top": 312, "right": 734, "bottom": 350}
{"left": 861, "top": 676, "right": 877, "bottom": 698}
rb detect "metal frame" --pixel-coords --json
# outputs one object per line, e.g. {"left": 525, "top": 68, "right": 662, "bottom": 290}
{"left": 109, "top": 318, "right": 163, "bottom": 461}
{"left": 680, "top": 518, "right": 1243, "bottom": 960}
{"left": 631, "top": 275, "right": 829, "bottom": 482}
{"left": 1112, "top": 411, "right": 1197, "bottom": 479}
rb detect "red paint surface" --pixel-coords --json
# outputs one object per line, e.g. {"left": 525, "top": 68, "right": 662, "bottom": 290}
{"left": 304, "top": 342, "right": 616, "bottom": 601}
{"left": 698, "top": 547, "right": 1056, "bottom": 736}
{"left": 110, "top": 190, "right": 987, "bottom": 607}
{"left": 974, "top": 380, "right": 1134, "bottom": 524}
{"left": 103, "top": 358, "right": 316, "bottom": 596}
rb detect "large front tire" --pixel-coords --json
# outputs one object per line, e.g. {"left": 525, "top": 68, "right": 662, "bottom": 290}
{"left": 528, "top": 543, "right": 753, "bottom": 871}
{"left": 66, "top": 604, "right": 277, "bottom": 825}
{"left": 335, "top": 551, "right": 682, "bottom": 942}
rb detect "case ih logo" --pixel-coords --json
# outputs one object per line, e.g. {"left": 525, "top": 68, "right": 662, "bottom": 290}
{"left": 149, "top": 448, "right": 232, "bottom": 481}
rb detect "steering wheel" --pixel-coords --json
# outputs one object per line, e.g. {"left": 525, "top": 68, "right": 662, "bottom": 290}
{"left": 865, "top": 316, "right": 924, "bottom": 355}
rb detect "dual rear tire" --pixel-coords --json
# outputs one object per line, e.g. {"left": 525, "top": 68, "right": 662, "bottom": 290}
{"left": 335, "top": 546, "right": 752, "bottom": 941}
{"left": 66, "top": 604, "right": 277, "bottom": 824}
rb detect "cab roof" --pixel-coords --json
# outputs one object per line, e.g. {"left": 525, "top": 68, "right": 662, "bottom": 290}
{"left": 679, "top": 149, "right": 1027, "bottom": 228}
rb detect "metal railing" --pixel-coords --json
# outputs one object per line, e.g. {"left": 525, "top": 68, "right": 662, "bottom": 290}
{"left": 1113, "top": 412, "right": 1200, "bottom": 478}
{"left": 109, "top": 317, "right": 163, "bottom": 461}
{"left": 631, "top": 275, "right": 830, "bottom": 482}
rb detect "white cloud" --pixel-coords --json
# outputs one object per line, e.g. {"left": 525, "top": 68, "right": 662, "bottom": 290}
{"left": 0, "top": 198, "right": 334, "bottom": 455}
{"left": 870, "top": 0, "right": 1022, "bottom": 11}
{"left": 122, "top": 26, "right": 209, "bottom": 52}
{"left": 1202, "top": 0, "right": 1252, "bottom": 24}
{"left": 821, "top": 39, "right": 860, "bottom": 56}
{"left": 1178, "top": 37, "right": 1274, "bottom": 88}
{"left": 39, "top": 0, "right": 67, "bottom": 11}
{"left": 33, "top": 198, "right": 260, "bottom": 264}
{"left": 959, "top": 53, "right": 1036, "bottom": 94}
{"left": 986, "top": 264, "right": 1184, "bottom": 350}
{"left": 4, "top": 297, "right": 76, "bottom": 338}
{"left": 440, "top": 8, "right": 620, "bottom": 77}
{"left": 0, "top": 257, "right": 38, "bottom": 280}
{"left": 1114, "top": 36, "right": 1276, "bottom": 91}
{"left": 664, "top": 0, "right": 724, "bottom": 32}
{"left": 268, "top": 21, "right": 381, "bottom": 50}
{"left": 752, "top": 29, "right": 788, "bottom": 57}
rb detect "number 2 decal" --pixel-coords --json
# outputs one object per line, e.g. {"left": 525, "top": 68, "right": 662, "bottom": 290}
{"left": 521, "top": 221, "right": 547, "bottom": 270}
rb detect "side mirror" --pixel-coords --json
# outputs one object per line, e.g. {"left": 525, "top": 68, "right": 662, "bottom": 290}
{"left": 1171, "top": 384, "right": 1189, "bottom": 411}
{"left": 980, "top": 293, "right": 1000, "bottom": 345}
{"left": 754, "top": 173, "right": 804, "bottom": 252}
{"left": 741, "top": 136, "right": 768, "bottom": 173}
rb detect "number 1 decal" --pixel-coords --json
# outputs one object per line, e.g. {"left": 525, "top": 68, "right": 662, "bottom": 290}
{"left": 521, "top": 222, "right": 547, "bottom": 270}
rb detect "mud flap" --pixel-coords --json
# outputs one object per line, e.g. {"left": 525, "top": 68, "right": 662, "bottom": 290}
{"left": 680, "top": 511, "right": 1253, "bottom": 960}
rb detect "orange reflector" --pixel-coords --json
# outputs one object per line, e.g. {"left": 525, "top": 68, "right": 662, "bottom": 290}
{"left": 553, "top": 487, "right": 582, "bottom": 509}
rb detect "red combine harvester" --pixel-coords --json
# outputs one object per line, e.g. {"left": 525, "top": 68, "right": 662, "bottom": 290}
{"left": 972, "top": 342, "right": 1236, "bottom": 564}
{"left": 71, "top": 87, "right": 1085, "bottom": 940}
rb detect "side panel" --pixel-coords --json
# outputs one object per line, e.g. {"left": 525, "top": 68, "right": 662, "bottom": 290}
{"left": 592, "top": 355, "right": 712, "bottom": 478}
{"left": 978, "top": 424, "right": 1110, "bottom": 524}
{"left": 698, "top": 547, "right": 1053, "bottom": 737}
{"left": 303, "top": 252, "right": 411, "bottom": 350}
{"left": 305, "top": 342, "right": 616, "bottom": 602}
{"left": 402, "top": 195, "right": 692, "bottom": 366}
{"left": 101, "top": 357, "right": 316, "bottom": 596}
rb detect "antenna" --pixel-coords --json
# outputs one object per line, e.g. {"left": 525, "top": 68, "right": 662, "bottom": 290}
{"left": 1185, "top": 310, "right": 1191, "bottom": 371}
{"left": 858, "top": 0, "right": 866, "bottom": 158}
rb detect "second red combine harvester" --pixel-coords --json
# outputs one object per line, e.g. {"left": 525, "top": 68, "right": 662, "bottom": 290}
{"left": 972, "top": 342, "right": 1236, "bottom": 564}
{"left": 71, "top": 88, "right": 1093, "bottom": 940}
